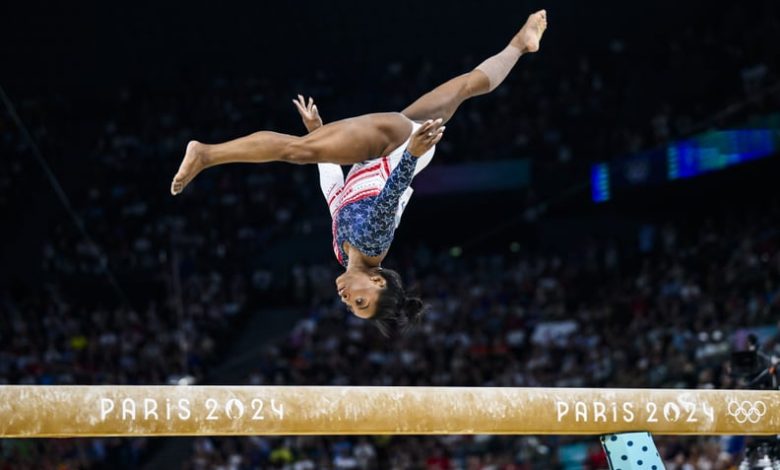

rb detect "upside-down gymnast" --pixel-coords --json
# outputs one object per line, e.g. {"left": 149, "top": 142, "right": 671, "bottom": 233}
{"left": 171, "top": 10, "right": 547, "bottom": 335}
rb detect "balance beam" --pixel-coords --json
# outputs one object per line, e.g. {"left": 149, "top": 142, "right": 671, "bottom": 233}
{"left": 0, "top": 386, "right": 777, "bottom": 437}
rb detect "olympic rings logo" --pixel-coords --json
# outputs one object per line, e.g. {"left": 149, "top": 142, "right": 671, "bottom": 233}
{"left": 727, "top": 400, "right": 767, "bottom": 424}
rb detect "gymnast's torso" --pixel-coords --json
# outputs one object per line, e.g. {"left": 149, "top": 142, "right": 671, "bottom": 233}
{"left": 332, "top": 150, "right": 416, "bottom": 266}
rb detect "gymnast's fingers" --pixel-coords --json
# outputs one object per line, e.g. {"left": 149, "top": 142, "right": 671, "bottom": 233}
{"left": 428, "top": 118, "right": 444, "bottom": 134}
{"left": 292, "top": 98, "right": 306, "bottom": 115}
{"left": 431, "top": 130, "right": 445, "bottom": 146}
{"left": 415, "top": 120, "right": 434, "bottom": 136}
{"left": 427, "top": 125, "right": 445, "bottom": 142}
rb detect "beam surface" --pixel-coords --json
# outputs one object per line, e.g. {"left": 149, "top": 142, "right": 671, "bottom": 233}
{"left": 1, "top": 386, "right": 778, "bottom": 437}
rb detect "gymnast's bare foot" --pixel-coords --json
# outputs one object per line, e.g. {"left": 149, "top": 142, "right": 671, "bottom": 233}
{"left": 511, "top": 9, "right": 548, "bottom": 54}
{"left": 171, "top": 140, "right": 207, "bottom": 195}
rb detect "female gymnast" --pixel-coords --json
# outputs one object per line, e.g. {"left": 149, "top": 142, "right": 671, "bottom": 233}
{"left": 171, "top": 10, "right": 547, "bottom": 335}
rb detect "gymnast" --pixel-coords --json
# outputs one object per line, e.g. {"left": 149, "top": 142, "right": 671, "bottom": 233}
{"left": 171, "top": 10, "right": 547, "bottom": 334}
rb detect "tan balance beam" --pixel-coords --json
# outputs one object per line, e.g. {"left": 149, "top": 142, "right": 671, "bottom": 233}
{"left": 0, "top": 386, "right": 778, "bottom": 437}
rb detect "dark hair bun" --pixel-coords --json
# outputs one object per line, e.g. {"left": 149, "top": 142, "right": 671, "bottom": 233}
{"left": 400, "top": 297, "right": 425, "bottom": 329}
{"left": 403, "top": 297, "right": 424, "bottom": 314}
{"left": 369, "top": 267, "right": 425, "bottom": 338}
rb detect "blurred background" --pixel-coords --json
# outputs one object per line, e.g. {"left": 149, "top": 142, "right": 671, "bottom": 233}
{"left": 1, "top": 0, "right": 779, "bottom": 468}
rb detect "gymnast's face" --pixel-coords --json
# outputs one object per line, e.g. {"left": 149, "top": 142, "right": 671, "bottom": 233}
{"left": 336, "top": 270, "right": 386, "bottom": 319}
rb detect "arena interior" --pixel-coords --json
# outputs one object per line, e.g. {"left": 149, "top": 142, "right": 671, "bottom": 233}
{"left": 1, "top": 0, "right": 779, "bottom": 468}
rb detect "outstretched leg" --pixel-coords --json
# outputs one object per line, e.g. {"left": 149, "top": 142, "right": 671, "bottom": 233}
{"left": 171, "top": 112, "right": 411, "bottom": 195}
{"left": 402, "top": 9, "right": 547, "bottom": 124}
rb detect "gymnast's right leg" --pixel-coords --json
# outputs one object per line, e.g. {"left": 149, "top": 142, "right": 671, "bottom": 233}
{"left": 401, "top": 9, "right": 547, "bottom": 125}
{"left": 171, "top": 112, "right": 412, "bottom": 195}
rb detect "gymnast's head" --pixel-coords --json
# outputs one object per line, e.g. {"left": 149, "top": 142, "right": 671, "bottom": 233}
{"left": 336, "top": 267, "right": 425, "bottom": 336}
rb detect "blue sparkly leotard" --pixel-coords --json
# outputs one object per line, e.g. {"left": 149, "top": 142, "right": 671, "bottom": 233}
{"left": 333, "top": 150, "right": 416, "bottom": 266}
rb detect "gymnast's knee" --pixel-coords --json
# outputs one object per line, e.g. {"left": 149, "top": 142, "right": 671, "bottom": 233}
{"left": 280, "top": 140, "right": 319, "bottom": 164}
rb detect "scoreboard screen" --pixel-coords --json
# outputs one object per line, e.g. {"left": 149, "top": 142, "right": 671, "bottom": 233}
{"left": 592, "top": 120, "right": 779, "bottom": 203}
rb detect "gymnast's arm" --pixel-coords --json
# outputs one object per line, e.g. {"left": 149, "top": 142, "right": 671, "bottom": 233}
{"left": 369, "top": 120, "right": 445, "bottom": 219}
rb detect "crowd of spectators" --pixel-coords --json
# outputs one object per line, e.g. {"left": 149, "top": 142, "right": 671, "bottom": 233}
{"left": 0, "top": 269, "right": 249, "bottom": 468}
{"left": 1, "top": 1, "right": 779, "bottom": 468}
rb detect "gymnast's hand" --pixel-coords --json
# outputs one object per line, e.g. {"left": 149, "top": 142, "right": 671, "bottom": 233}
{"left": 292, "top": 95, "right": 323, "bottom": 133}
{"left": 407, "top": 118, "right": 445, "bottom": 157}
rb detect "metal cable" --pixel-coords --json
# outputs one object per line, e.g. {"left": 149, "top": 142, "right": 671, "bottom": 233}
{"left": 0, "top": 83, "right": 132, "bottom": 307}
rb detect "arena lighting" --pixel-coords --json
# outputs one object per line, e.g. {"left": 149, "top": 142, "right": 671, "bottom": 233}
{"left": 0, "top": 386, "right": 778, "bottom": 437}
{"left": 591, "top": 125, "right": 779, "bottom": 203}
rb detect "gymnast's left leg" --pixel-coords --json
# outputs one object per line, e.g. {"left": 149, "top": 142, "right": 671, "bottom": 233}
{"left": 170, "top": 112, "right": 412, "bottom": 195}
